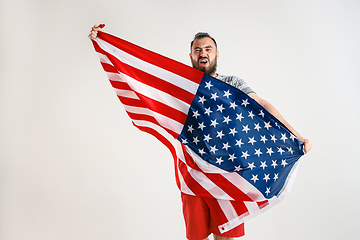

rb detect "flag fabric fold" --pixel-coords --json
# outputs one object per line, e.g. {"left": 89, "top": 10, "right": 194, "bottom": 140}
{"left": 92, "top": 31, "right": 304, "bottom": 233}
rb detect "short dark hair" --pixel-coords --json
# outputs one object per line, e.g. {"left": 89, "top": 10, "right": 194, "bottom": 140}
{"left": 190, "top": 32, "right": 217, "bottom": 51}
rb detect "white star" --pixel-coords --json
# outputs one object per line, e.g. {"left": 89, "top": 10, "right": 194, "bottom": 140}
{"left": 234, "top": 165, "right": 242, "bottom": 171}
{"left": 260, "top": 135, "right": 268, "bottom": 143}
{"left": 251, "top": 174, "right": 259, "bottom": 183}
{"left": 181, "top": 138, "right": 188, "bottom": 144}
{"left": 223, "top": 90, "right": 232, "bottom": 98}
{"left": 241, "top": 151, "right": 250, "bottom": 159}
{"left": 236, "top": 113, "right": 244, "bottom": 122}
{"left": 223, "top": 116, "right": 231, "bottom": 124}
{"left": 216, "top": 157, "right": 224, "bottom": 165}
{"left": 210, "top": 145, "right": 218, "bottom": 154}
{"left": 248, "top": 111, "right": 255, "bottom": 119}
{"left": 198, "top": 122, "right": 206, "bottom": 131}
{"left": 242, "top": 125, "right": 250, "bottom": 133}
{"left": 270, "top": 135, "right": 277, "bottom": 143}
{"left": 210, "top": 92, "right": 219, "bottom": 101}
{"left": 216, "top": 130, "right": 225, "bottom": 139}
{"left": 275, "top": 122, "right": 281, "bottom": 129}
{"left": 248, "top": 162, "right": 256, "bottom": 170}
{"left": 205, "top": 81, "right": 213, "bottom": 89}
{"left": 198, "top": 148, "right": 205, "bottom": 155}
{"left": 281, "top": 159, "right": 288, "bottom": 167}
{"left": 254, "top": 123, "right": 261, "bottom": 131}
{"left": 248, "top": 137, "right": 257, "bottom": 145}
{"left": 277, "top": 147, "right": 285, "bottom": 155}
{"left": 271, "top": 160, "right": 278, "bottom": 168}
{"left": 273, "top": 173, "right": 279, "bottom": 181}
{"left": 287, "top": 147, "right": 294, "bottom": 154}
{"left": 259, "top": 110, "right": 265, "bottom": 118}
{"left": 204, "top": 107, "right": 213, "bottom": 116}
{"left": 235, "top": 139, "right": 244, "bottom": 148}
{"left": 193, "top": 136, "right": 200, "bottom": 145}
{"left": 210, "top": 119, "right": 219, "bottom": 128}
{"left": 266, "top": 147, "right": 274, "bottom": 156}
{"left": 222, "top": 142, "right": 230, "bottom": 150}
{"left": 217, "top": 104, "right": 225, "bottom": 112}
{"left": 263, "top": 174, "right": 270, "bottom": 182}
{"left": 228, "top": 153, "right": 237, "bottom": 162}
{"left": 198, "top": 96, "right": 206, "bottom": 104}
{"left": 229, "top": 101, "right": 238, "bottom": 109}
{"left": 204, "top": 134, "right": 212, "bottom": 142}
{"left": 229, "top": 127, "right": 238, "bottom": 136}
{"left": 260, "top": 161, "right": 267, "bottom": 170}
{"left": 192, "top": 110, "right": 200, "bottom": 119}
{"left": 254, "top": 148, "right": 263, "bottom": 157}
{"left": 241, "top": 99, "right": 250, "bottom": 107}
{"left": 264, "top": 121, "right": 272, "bottom": 130}
{"left": 280, "top": 133, "right": 288, "bottom": 143}
{"left": 265, "top": 187, "right": 271, "bottom": 196}
{"left": 187, "top": 125, "right": 194, "bottom": 133}
{"left": 290, "top": 134, "right": 296, "bottom": 141}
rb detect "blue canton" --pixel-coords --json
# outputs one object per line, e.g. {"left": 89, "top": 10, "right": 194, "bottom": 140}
{"left": 178, "top": 74, "right": 304, "bottom": 199}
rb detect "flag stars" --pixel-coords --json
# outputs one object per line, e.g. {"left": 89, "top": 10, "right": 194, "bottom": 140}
{"left": 248, "top": 162, "right": 256, "bottom": 170}
{"left": 287, "top": 147, "right": 294, "bottom": 154}
{"left": 290, "top": 134, "right": 296, "bottom": 141}
{"left": 230, "top": 101, "right": 238, "bottom": 109}
{"left": 222, "top": 142, "right": 230, "bottom": 151}
{"left": 198, "top": 122, "right": 206, "bottom": 131}
{"left": 273, "top": 173, "right": 279, "bottom": 181}
{"left": 216, "top": 131, "right": 225, "bottom": 139}
{"left": 254, "top": 123, "right": 261, "bottom": 131}
{"left": 259, "top": 110, "right": 265, "bottom": 118}
{"left": 236, "top": 113, "right": 244, "bottom": 122}
{"left": 205, "top": 81, "right": 213, "bottom": 89}
{"left": 260, "top": 135, "right": 268, "bottom": 144}
{"left": 216, "top": 157, "right": 224, "bottom": 165}
{"left": 210, "top": 119, "right": 219, "bottom": 128}
{"left": 217, "top": 104, "right": 225, "bottom": 113}
{"left": 270, "top": 135, "right": 277, "bottom": 143}
{"left": 242, "top": 125, "right": 250, "bottom": 133}
{"left": 271, "top": 160, "right": 278, "bottom": 168}
{"left": 229, "top": 127, "right": 238, "bottom": 136}
{"left": 187, "top": 125, "right": 194, "bottom": 133}
{"left": 204, "top": 107, "right": 213, "bottom": 116}
{"left": 211, "top": 92, "right": 219, "bottom": 101}
{"left": 241, "top": 99, "right": 250, "bottom": 107}
{"left": 254, "top": 148, "right": 263, "bottom": 157}
{"left": 193, "top": 136, "right": 200, "bottom": 145}
{"left": 248, "top": 137, "right": 256, "bottom": 145}
{"left": 192, "top": 110, "right": 200, "bottom": 119}
{"left": 223, "top": 116, "right": 231, "bottom": 124}
{"left": 228, "top": 153, "right": 237, "bottom": 162}
{"left": 277, "top": 147, "right": 285, "bottom": 155}
{"left": 260, "top": 161, "right": 267, "bottom": 170}
{"left": 263, "top": 174, "right": 270, "bottom": 182}
{"left": 280, "top": 133, "right": 288, "bottom": 143}
{"left": 235, "top": 139, "right": 244, "bottom": 148}
{"left": 248, "top": 111, "right": 255, "bottom": 119}
{"left": 210, "top": 145, "right": 218, "bottom": 154}
{"left": 204, "top": 134, "right": 212, "bottom": 142}
{"left": 266, "top": 147, "right": 274, "bottom": 156}
{"left": 251, "top": 174, "right": 259, "bottom": 183}
{"left": 198, "top": 96, "right": 206, "bottom": 104}
{"left": 198, "top": 148, "right": 205, "bottom": 155}
{"left": 241, "top": 151, "right": 250, "bottom": 159}
{"left": 264, "top": 121, "right": 272, "bottom": 130}
{"left": 281, "top": 159, "right": 288, "bottom": 167}
{"left": 234, "top": 165, "right": 242, "bottom": 171}
{"left": 181, "top": 138, "right": 188, "bottom": 144}
{"left": 265, "top": 187, "right": 271, "bottom": 196}
{"left": 223, "top": 90, "right": 232, "bottom": 98}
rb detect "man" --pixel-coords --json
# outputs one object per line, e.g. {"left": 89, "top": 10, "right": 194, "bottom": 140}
{"left": 89, "top": 26, "right": 312, "bottom": 240}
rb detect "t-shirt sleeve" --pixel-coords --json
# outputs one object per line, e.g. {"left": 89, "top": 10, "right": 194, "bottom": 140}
{"left": 217, "top": 75, "right": 255, "bottom": 94}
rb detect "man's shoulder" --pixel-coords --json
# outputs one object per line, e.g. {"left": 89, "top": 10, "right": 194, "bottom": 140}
{"left": 216, "top": 74, "right": 254, "bottom": 94}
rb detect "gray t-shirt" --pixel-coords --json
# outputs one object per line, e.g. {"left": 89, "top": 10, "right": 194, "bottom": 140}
{"left": 216, "top": 74, "right": 254, "bottom": 95}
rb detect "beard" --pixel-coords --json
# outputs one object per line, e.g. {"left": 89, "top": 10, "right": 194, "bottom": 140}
{"left": 191, "top": 57, "right": 218, "bottom": 76}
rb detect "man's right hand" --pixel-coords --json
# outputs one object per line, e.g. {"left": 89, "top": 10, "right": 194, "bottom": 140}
{"left": 88, "top": 24, "right": 104, "bottom": 39}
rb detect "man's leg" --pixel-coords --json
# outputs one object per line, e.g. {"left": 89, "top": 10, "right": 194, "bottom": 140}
{"left": 213, "top": 235, "right": 233, "bottom": 240}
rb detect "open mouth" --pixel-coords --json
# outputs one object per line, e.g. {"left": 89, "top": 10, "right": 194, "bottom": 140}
{"left": 199, "top": 58, "right": 208, "bottom": 67}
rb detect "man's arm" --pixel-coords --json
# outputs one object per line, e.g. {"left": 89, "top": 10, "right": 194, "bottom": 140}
{"left": 248, "top": 92, "right": 312, "bottom": 154}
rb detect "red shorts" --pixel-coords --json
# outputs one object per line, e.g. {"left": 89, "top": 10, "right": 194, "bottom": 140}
{"left": 181, "top": 193, "right": 245, "bottom": 240}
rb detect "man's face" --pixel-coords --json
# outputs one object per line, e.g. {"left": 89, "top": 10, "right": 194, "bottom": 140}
{"left": 190, "top": 37, "right": 219, "bottom": 77}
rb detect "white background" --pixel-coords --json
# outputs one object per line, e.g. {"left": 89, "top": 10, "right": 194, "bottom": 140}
{"left": 1, "top": 0, "right": 359, "bottom": 239}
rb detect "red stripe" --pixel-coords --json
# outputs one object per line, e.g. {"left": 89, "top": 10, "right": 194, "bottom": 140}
{"left": 96, "top": 32, "right": 204, "bottom": 85}
{"left": 101, "top": 62, "right": 118, "bottom": 73}
{"left": 105, "top": 53, "right": 196, "bottom": 105}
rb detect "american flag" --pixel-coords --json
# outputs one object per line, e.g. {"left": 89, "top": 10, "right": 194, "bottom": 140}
{"left": 92, "top": 31, "right": 304, "bottom": 233}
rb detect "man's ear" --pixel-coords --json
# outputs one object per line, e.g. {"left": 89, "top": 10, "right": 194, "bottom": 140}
{"left": 189, "top": 53, "right": 192, "bottom": 60}
{"left": 216, "top": 51, "right": 219, "bottom": 60}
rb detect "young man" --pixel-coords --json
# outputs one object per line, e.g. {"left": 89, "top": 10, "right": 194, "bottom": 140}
{"left": 89, "top": 26, "right": 312, "bottom": 240}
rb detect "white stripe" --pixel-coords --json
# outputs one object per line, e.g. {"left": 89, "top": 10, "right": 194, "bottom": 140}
{"left": 97, "top": 52, "right": 112, "bottom": 65}
{"left": 123, "top": 105, "right": 184, "bottom": 134}
{"left": 94, "top": 38, "right": 199, "bottom": 95}
{"left": 115, "top": 89, "right": 138, "bottom": 99}
{"left": 217, "top": 199, "right": 239, "bottom": 221}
